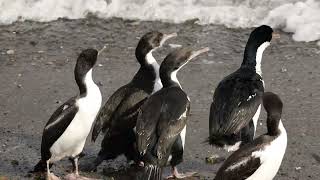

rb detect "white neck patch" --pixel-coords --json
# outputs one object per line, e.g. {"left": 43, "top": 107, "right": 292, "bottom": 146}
{"left": 255, "top": 42, "right": 270, "bottom": 76}
{"left": 169, "top": 60, "right": 189, "bottom": 89}
{"left": 146, "top": 52, "right": 162, "bottom": 93}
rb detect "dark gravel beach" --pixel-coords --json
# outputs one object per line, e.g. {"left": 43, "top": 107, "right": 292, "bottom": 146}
{"left": 0, "top": 17, "right": 319, "bottom": 179}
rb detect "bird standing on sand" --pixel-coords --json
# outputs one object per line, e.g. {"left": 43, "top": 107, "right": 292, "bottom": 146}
{"left": 136, "top": 47, "right": 209, "bottom": 180}
{"left": 90, "top": 31, "right": 177, "bottom": 170}
{"left": 33, "top": 48, "right": 103, "bottom": 179}
{"left": 208, "top": 25, "right": 277, "bottom": 151}
{"left": 215, "top": 92, "right": 287, "bottom": 180}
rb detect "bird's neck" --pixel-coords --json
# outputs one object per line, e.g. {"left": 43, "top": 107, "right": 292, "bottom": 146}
{"left": 160, "top": 69, "right": 182, "bottom": 89}
{"left": 241, "top": 42, "right": 270, "bottom": 76}
{"left": 76, "top": 69, "right": 99, "bottom": 97}
{"left": 133, "top": 52, "right": 162, "bottom": 92}
{"left": 267, "top": 115, "right": 285, "bottom": 136}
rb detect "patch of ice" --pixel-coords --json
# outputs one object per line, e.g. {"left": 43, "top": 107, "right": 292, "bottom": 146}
{"left": 0, "top": 0, "right": 319, "bottom": 42}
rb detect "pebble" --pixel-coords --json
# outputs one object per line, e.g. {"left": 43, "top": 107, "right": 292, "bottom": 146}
{"left": 280, "top": 67, "right": 287, "bottom": 73}
{"left": 168, "top": 44, "right": 182, "bottom": 48}
{"left": 6, "top": 49, "right": 15, "bottom": 55}
{"left": 17, "top": 84, "right": 22, "bottom": 88}
{"left": 37, "top": 50, "right": 45, "bottom": 53}
{"left": 205, "top": 154, "right": 225, "bottom": 164}
{"left": 98, "top": 64, "right": 103, "bottom": 67}
{"left": 295, "top": 167, "right": 302, "bottom": 171}
{"left": 98, "top": 81, "right": 103, "bottom": 86}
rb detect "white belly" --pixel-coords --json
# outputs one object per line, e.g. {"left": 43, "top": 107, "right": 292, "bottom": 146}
{"left": 247, "top": 122, "right": 287, "bottom": 180}
{"left": 50, "top": 89, "right": 101, "bottom": 162}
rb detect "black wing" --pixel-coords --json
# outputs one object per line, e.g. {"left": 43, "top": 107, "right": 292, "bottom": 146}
{"left": 136, "top": 94, "right": 162, "bottom": 156}
{"left": 91, "top": 84, "right": 130, "bottom": 141}
{"left": 214, "top": 135, "right": 271, "bottom": 180}
{"left": 41, "top": 97, "right": 78, "bottom": 161}
{"left": 136, "top": 87, "right": 189, "bottom": 165}
{"left": 210, "top": 70, "right": 264, "bottom": 135}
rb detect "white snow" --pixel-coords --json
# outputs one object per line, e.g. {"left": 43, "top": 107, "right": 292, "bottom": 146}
{"left": 0, "top": 0, "right": 319, "bottom": 42}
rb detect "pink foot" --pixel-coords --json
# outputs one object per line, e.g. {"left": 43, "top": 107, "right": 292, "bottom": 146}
{"left": 64, "top": 173, "right": 99, "bottom": 180}
{"left": 166, "top": 167, "right": 197, "bottom": 179}
{"left": 47, "top": 172, "right": 60, "bottom": 180}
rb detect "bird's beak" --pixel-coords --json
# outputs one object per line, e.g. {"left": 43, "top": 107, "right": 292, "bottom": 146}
{"left": 160, "top": 32, "right": 178, "bottom": 46}
{"left": 272, "top": 32, "right": 280, "bottom": 39}
{"left": 98, "top": 44, "right": 107, "bottom": 55}
{"left": 188, "top": 47, "right": 210, "bottom": 61}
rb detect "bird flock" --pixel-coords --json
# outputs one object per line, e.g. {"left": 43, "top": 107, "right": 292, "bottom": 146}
{"left": 32, "top": 25, "right": 287, "bottom": 180}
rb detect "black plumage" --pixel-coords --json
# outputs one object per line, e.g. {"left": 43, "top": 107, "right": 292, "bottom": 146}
{"left": 209, "top": 25, "right": 274, "bottom": 150}
{"left": 215, "top": 92, "right": 287, "bottom": 180}
{"left": 33, "top": 49, "right": 100, "bottom": 179}
{"left": 90, "top": 31, "right": 177, "bottom": 170}
{"left": 136, "top": 47, "right": 209, "bottom": 179}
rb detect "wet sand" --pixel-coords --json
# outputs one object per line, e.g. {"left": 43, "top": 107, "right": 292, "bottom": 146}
{"left": 0, "top": 17, "right": 319, "bottom": 179}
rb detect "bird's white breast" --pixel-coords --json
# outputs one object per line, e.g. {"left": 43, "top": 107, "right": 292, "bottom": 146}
{"left": 49, "top": 70, "right": 102, "bottom": 162}
{"left": 247, "top": 121, "right": 287, "bottom": 180}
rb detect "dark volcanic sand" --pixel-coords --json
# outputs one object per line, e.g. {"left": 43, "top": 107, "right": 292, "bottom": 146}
{"left": 0, "top": 17, "right": 319, "bottom": 179}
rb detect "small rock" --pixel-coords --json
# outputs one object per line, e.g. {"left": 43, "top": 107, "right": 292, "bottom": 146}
{"left": 60, "top": 46, "right": 63, "bottom": 49}
{"left": 6, "top": 49, "right": 15, "bottom": 55}
{"left": 168, "top": 44, "right": 182, "bottom": 48}
{"left": 29, "top": 41, "right": 37, "bottom": 46}
{"left": 295, "top": 166, "right": 302, "bottom": 171}
{"left": 55, "top": 100, "right": 62, "bottom": 104}
{"left": 18, "top": 73, "right": 22, "bottom": 77}
{"left": 98, "top": 81, "right": 103, "bottom": 86}
{"left": 46, "top": 61, "right": 54, "bottom": 65}
{"left": 98, "top": 64, "right": 103, "bottom": 67}
{"left": 205, "top": 154, "right": 225, "bottom": 164}
{"left": 280, "top": 67, "right": 287, "bottom": 73}
{"left": 37, "top": 50, "right": 44, "bottom": 53}
{"left": 259, "top": 122, "right": 263, "bottom": 126}
{"left": 17, "top": 84, "right": 22, "bottom": 88}
{"left": 11, "top": 160, "right": 19, "bottom": 166}
{"left": 31, "top": 62, "right": 36, "bottom": 66}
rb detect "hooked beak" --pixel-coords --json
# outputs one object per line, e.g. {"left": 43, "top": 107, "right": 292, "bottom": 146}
{"left": 98, "top": 44, "right": 108, "bottom": 55}
{"left": 272, "top": 32, "right": 280, "bottom": 39}
{"left": 160, "top": 32, "right": 178, "bottom": 46}
{"left": 188, "top": 47, "right": 210, "bottom": 61}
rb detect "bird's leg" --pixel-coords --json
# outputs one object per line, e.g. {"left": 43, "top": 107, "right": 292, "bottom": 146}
{"left": 46, "top": 160, "right": 60, "bottom": 180}
{"left": 65, "top": 157, "right": 97, "bottom": 180}
{"left": 166, "top": 166, "right": 196, "bottom": 179}
{"left": 74, "top": 157, "right": 79, "bottom": 176}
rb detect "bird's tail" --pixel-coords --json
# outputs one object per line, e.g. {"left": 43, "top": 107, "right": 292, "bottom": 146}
{"left": 207, "top": 133, "right": 239, "bottom": 147}
{"left": 32, "top": 159, "right": 47, "bottom": 173}
{"left": 136, "top": 164, "right": 162, "bottom": 180}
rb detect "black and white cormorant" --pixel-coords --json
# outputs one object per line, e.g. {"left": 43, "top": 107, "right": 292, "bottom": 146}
{"left": 214, "top": 92, "right": 287, "bottom": 180}
{"left": 90, "top": 31, "right": 177, "bottom": 170}
{"left": 136, "top": 47, "right": 209, "bottom": 180}
{"left": 33, "top": 49, "right": 102, "bottom": 179}
{"left": 208, "top": 25, "right": 277, "bottom": 151}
